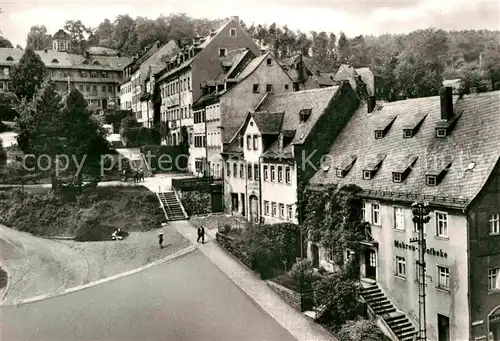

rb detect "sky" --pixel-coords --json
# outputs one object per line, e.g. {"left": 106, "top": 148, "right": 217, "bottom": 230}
{"left": 1, "top": 0, "right": 499, "bottom": 47}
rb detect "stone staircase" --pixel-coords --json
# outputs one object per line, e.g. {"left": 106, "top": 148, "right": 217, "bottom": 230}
{"left": 158, "top": 191, "right": 188, "bottom": 221}
{"left": 361, "top": 283, "right": 417, "bottom": 341}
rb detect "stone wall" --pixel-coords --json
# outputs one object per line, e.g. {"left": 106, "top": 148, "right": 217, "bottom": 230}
{"left": 266, "top": 279, "right": 302, "bottom": 311}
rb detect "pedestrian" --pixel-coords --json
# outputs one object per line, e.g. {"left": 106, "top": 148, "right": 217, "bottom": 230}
{"left": 197, "top": 225, "right": 205, "bottom": 244}
{"left": 122, "top": 168, "right": 126, "bottom": 181}
{"left": 133, "top": 168, "right": 138, "bottom": 183}
{"left": 158, "top": 232, "right": 164, "bottom": 249}
{"left": 139, "top": 168, "right": 144, "bottom": 182}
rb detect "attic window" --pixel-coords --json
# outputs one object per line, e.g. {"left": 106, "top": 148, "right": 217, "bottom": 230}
{"left": 374, "top": 116, "right": 397, "bottom": 139}
{"left": 336, "top": 155, "right": 357, "bottom": 177}
{"left": 267, "top": 58, "right": 272, "bottom": 66}
{"left": 253, "top": 84, "right": 259, "bottom": 93}
{"left": 93, "top": 60, "right": 100, "bottom": 65}
{"left": 51, "top": 58, "right": 59, "bottom": 63}
{"left": 336, "top": 169, "right": 344, "bottom": 178}
{"left": 6, "top": 56, "right": 13, "bottom": 61}
{"left": 266, "top": 84, "right": 273, "bottom": 93}
{"left": 299, "top": 108, "right": 312, "bottom": 123}
{"left": 219, "top": 48, "right": 227, "bottom": 57}
{"left": 436, "top": 128, "right": 447, "bottom": 138}
{"left": 362, "top": 154, "right": 386, "bottom": 180}
{"left": 393, "top": 172, "right": 402, "bottom": 183}
{"left": 363, "top": 170, "right": 372, "bottom": 180}
{"left": 426, "top": 175, "right": 437, "bottom": 186}
{"left": 375, "top": 130, "right": 384, "bottom": 139}
{"left": 83, "top": 60, "right": 89, "bottom": 65}
{"left": 403, "top": 129, "right": 413, "bottom": 138}
{"left": 230, "top": 28, "right": 236, "bottom": 37}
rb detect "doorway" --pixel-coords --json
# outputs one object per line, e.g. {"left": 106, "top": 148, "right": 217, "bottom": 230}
{"left": 249, "top": 195, "right": 259, "bottom": 223}
{"left": 240, "top": 193, "right": 245, "bottom": 217}
{"left": 101, "top": 98, "right": 108, "bottom": 110}
{"left": 437, "top": 314, "right": 450, "bottom": 341}
{"left": 311, "top": 244, "right": 319, "bottom": 268}
{"left": 364, "top": 249, "right": 377, "bottom": 280}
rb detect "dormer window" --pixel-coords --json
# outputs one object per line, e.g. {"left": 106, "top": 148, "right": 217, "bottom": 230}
{"left": 403, "top": 114, "right": 427, "bottom": 139}
{"left": 403, "top": 129, "right": 413, "bottom": 138}
{"left": 393, "top": 172, "right": 402, "bottom": 183}
{"left": 336, "top": 155, "right": 357, "bottom": 178}
{"left": 51, "top": 59, "right": 59, "bottom": 63}
{"left": 426, "top": 175, "right": 437, "bottom": 186}
{"left": 230, "top": 28, "right": 236, "bottom": 37}
{"left": 375, "top": 130, "right": 384, "bottom": 139}
{"left": 363, "top": 170, "right": 372, "bottom": 180}
{"left": 253, "top": 84, "right": 259, "bottom": 93}
{"left": 6, "top": 56, "right": 13, "bottom": 61}
{"left": 83, "top": 60, "right": 89, "bottom": 65}
{"left": 267, "top": 58, "right": 272, "bottom": 66}
{"left": 299, "top": 108, "right": 312, "bottom": 123}
{"left": 266, "top": 84, "right": 272, "bottom": 93}
{"left": 336, "top": 169, "right": 344, "bottom": 178}
{"left": 93, "top": 60, "right": 100, "bottom": 65}
{"left": 219, "top": 48, "right": 227, "bottom": 57}
{"left": 436, "top": 128, "right": 447, "bottom": 138}
{"left": 374, "top": 116, "right": 397, "bottom": 139}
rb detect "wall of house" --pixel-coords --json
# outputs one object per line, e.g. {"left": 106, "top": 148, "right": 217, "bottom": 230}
{"left": 363, "top": 199, "right": 469, "bottom": 341}
{"left": 120, "top": 80, "right": 132, "bottom": 110}
{"left": 223, "top": 158, "right": 247, "bottom": 218}
{"left": 468, "top": 161, "right": 500, "bottom": 341}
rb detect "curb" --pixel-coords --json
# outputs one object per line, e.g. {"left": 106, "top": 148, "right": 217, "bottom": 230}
{"left": 0, "top": 244, "right": 197, "bottom": 307}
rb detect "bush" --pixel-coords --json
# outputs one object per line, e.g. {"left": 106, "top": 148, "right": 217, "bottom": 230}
{"left": 338, "top": 320, "right": 387, "bottom": 341}
{"left": 290, "top": 258, "right": 315, "bottom": 289}
{"left": 180, "top": 190, "right": 211, "bottom": 216}
{"left": 0, "top": 138, "right": 6, "bottom": 169}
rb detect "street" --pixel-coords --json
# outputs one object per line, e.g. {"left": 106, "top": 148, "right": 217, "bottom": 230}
{"left": 1, "top": 250, "right": 296, "bottom": 341}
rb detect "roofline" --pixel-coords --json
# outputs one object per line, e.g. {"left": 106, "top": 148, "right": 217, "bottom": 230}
{"left": 466, "top": 156, "right": 500, "bottom": 209}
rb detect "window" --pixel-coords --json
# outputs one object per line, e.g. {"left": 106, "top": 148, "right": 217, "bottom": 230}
{"left": 108, "top": 85, "right": 113, "bottom": 92}
{"left": 253, "top": 135, "right": 258, "bottom": 150}
{"left": 102, "top": 85, "right": 106, "bottom": 92}
{"left": 363, "top": 170, "right": 372, "bottom": 180}
{"left": 264, "top": 201, "right": 270, "bottom": 215}
{"left": 437, "top": 266, "right": 450, "bottom": 290}
{"left": 285, "top": 167, "right": 291, "bottom": 184}
{"left": 92, "top": 85, "right": 97, "bottom": 92}
{"left": 271, "top": 166, "right": 276, "bottom": 182}
{"left": 436, "top": 212, "right": 448, "bottom": 238}
{"left": 246, "top": 135, "right": 251, "bottom": 150}
{"left": 266, "top": 58, "right": 272, "bottom": 66}
{"left": 285, "top": 84, "right": 289, "bottom": 90}
{"left": 436, "top": 128, "right": 447, "bottom": 137}
{"left": 361, "top": 202, "right": 368, "bottom": 222}
{"left": 278, "top": 166, "right": 283, "bottom": 182}
{"left": 489, "top": 268, "right": 500, "bottom": 291}
{"left": 336, "top": 169, "right": 344, "bottom": 178}
{"left": 426, "top": 175, "right": 437, "bottom": 186}
{"left": 375, "top": 130, "right": 384, "bottom": 139}
{"left": 254, "top": 164, "right": 259, "bottom": 180}
{"left": 396, "top": 256, "right": 406, "bottom": 277}
{"left": 233, "top": 163, "right": 237, "bottom": 177}
{"left": 404, "top": 129, "right": 413, "bottom": 138}
{"left": 219, "top": 48, "right": 227, "bottom": 57}
{"left": 272, "top": 202, "right": 277, "bottom": 217}
{"left": 240, "top": 163, "right": 244, "bottom": 178}
{"left": 393, "top": 172, "right": 402, "bottom": 183}
{"left": 86, "top": 85, "right": 90, "bottom": 91}
{"left": 394, "top": 207, "right": 404, "bottom": 230}
{"left": 279, "top": 204, "right": 285, "bottom": 218}
{"left": 266, "top": 84, "right": 272, "bottom": 93}
{"left": 490, "top": 213, "right": 500, "bottom": 235}
{"left": 78, "top": 84, "right": 83, "bottom": 91}
{"left": 253, "top": 84, "right": 259, "bottom": 93}
{"left": 326, "top": 249, "right": 334, "bottom": 263}
{"left": 227, "top": 162, "right": 231, "bottom": 177}
{"left": 263, "top": 165, "right": 269, "bottom": 181}
{"left": 247, "top": 164, "right": 252, "bottom": 180}
{"left": 230, "top": 28, "right": 236, "bottom": 37}
{"left": 371, "top": 204, "right": 380, "bottom": 225}
{"left": 287, "top": 205, "right": 293, "bottom": 220}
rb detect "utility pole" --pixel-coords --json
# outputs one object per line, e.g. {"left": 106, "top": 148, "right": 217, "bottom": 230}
{"left": 410, "top": 202, "right": 431, "bottom": 341}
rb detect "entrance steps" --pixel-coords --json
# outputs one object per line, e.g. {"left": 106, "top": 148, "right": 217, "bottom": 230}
{"left": 158, "top": 191, "right": 188, "bottom": 221}
{"left": 360, "top": 282, "right": 418, "bottom": 341}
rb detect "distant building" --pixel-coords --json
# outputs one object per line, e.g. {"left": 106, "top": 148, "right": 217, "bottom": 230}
{"left": 278, "top": 53, "right": 336, "bottom": 90}
{"left": 309, "top": 88, "right": 500, "bottom": 341}
{"left": 0, "top": 29, "right": 132, "bottom": 111}
{"left": 333, "top": 64, "right": 386, "bottom": 100}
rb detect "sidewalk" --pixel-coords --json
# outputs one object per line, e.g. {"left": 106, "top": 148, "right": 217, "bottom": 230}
{"left": 172, "top": 220, "right": 336, "bottom": 341}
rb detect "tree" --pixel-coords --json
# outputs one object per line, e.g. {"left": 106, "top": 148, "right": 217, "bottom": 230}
{"left": 0, "top": 92, "right": 20, "bottom": 122}
{"left": 338, "top": 320, "right": 387, "bottom": 341}
{"left": 63, "top": 20, "right": 91, "bottom": 54}
{"left": 0, "top": 36, "right": 13, "bottom": 48}
{"left": 458, "top": 62, "right": 489, "bottom": 94}
{"left": 94, "top": 19, "right": 114, "bottom": 46}
{"left": 26, "top": 25, "right": 52, "bottom": 50}
{"left": 10, "top": 48, "right": 47, "bottom": 101}
{"left": 0, "top": 138, "right": 6, "bottom": 170}
{"left": 338, "top": 32, "right": 351, "bottom": 64}
{"left": 482, "top": 42, "right": 500, "bottom": 89}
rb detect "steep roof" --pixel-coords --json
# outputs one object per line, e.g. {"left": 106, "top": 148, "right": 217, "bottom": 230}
{"left": 0, "top": 48, "right": 132, "bottom": 71}
{"left": 53, "top": 29, "right": 71, "bottom": 40}
{"left": 137, "top": 40, "right": 179, "bottom": 86}
{"left": 333, "top": 64, "right": 357, "bottom": 81}
{"left": 310, "top": 91, "right": 500, "bottom": 208}
{"left": 251, "top": 111, "right": 284, "bottom": 134}
{"left": 87, "top": 46, "right": 119, "bottom": 56}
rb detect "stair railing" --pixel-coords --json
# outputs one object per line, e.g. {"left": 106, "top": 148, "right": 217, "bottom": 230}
{"left": 156, "top": 192, "right": 169, "bottom": 221}
{"left": 172, "top": 188, "right": 189, "bottom": 219}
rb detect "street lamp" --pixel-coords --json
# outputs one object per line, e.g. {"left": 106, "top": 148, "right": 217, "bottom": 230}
{"left": 410, "top": 201, "right": 431, "bottom": 341}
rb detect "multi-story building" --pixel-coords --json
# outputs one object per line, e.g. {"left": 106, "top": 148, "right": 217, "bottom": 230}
{"left": 221, "top": 82, "right": 359, "bottom": 223}
{"left": 153, "top": 16, "right": 261, "bottom": 146}
{"left": 119, "top": 40, "right": 178, "bottom": 125}
{"left": 333, "top": 63, "right": 386, "bottom": 100}
{"left": 279, "top": 53, "right": 336, "bottom": 90}
{"left": 0, "top": 29, "right": 131, "bottom": 110}
{"left": 309, "top": 88, "right": 500, "bottom": 341}
{"left": 190, "top": 50, "right": 294, "bottom": 177}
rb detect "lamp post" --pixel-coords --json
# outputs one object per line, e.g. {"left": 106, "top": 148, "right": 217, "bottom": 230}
{"left": 410, "top": 202, "right": 431, "bottom": 341}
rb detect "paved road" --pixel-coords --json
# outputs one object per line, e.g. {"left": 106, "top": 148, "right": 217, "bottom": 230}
{"left": 1, "top": 250, "right": 296, "bottom": 341}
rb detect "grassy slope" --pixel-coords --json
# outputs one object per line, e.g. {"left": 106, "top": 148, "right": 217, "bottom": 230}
{"left": 0, "top": 186, "right": 164, "bottom": 238}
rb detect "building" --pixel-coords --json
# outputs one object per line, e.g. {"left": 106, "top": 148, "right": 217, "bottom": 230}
{"left": 119, "top": 40, "right": 179, "bottom": 125}
{"left": 309, "top": 88, "right": 500, "bottom": 341}
{"left": 0, "top": 30, "right": 131, "bottom": 110}
{"left": 190, "top": 50, "right": 294, "bottom": 177}
{"left": 222, "top": 83, "right": 359, "bottom": 224}
{"left": 153, "top": 16, "right": 261, "bottom": 146}
{"left": 279, "top": 53, "right": 336, "bottom": 90}
{"left": 333, "top": 63, "right": 386, "bottom": 100}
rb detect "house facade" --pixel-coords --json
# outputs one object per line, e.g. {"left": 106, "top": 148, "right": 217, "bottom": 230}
{"left": 309, "top": 89, "right": 500, "bottom": 341}
{"left": 154, "top": 16, "right": 261, "bottom": 146}
{"left": 191, "top": 51, "right": 294, "bottom": 177}
{"left": 0, "top": 29, "right": 131, "bottom": 110}
{"left": 222, "top": 83, "right": 359, "bottom": 224}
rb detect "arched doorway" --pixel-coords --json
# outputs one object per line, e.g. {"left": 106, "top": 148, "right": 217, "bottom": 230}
{"left": 489, "top": 306, "right": 500, "bottom": 341}
{"left": 249, "top": 195, "right": 259, "bottom": 223}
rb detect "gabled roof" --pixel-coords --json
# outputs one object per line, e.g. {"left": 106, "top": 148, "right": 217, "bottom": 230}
{"left": 138, "top": 40, "right": 179, "bottom": 86}
{"left": 53, "top": 29, "right": 71, "bottom": 40}
{"left": 333, "top": 64, "right": 358, "bottom": 81}
{"left": 251, "top": 111, "right": 284, "bottom": 135}
{"left": 310, "top": 91, "right": 500, "bottom": 208}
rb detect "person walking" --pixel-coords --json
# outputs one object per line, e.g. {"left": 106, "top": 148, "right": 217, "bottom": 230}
{"left": 197, "top": 225, "right": 205, "bottom": 244}
{"left": 139, "top": 168, "right": 144, "bottom": 182}
{"left": 122, "top": 168, "right": 127, "bottom": 181}
{"left": 158, "top": 232, "right": 164, "bottom": 249}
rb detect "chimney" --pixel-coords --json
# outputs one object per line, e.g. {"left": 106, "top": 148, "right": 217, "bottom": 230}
{"left": 367, "top": 96, "right": 376, "bottom": 113}
{"left": 231, "top": 16, "right": 239, "bottom": 23}
{"left": 439, "top": 87, "right": 453, "bottom": 120}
